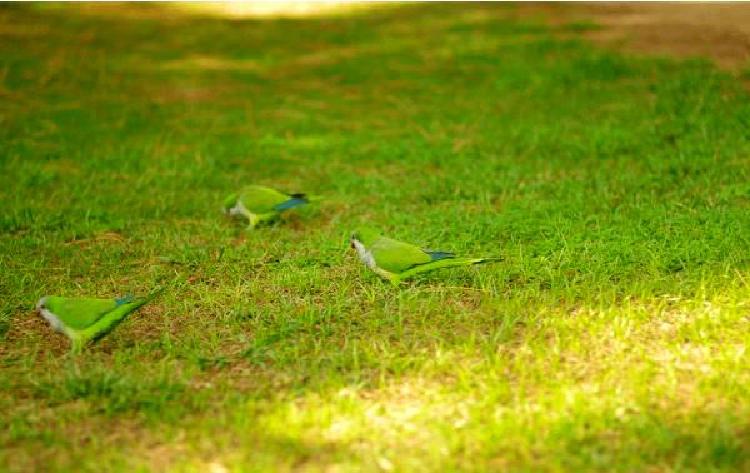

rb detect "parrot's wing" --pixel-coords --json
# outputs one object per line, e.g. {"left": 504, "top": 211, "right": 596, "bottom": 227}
{"left": 423, "top": 250, "right": 456, "bottom": 261}
{"left": 369, "top": 237, "right": 433, "bottom": 274}
{"left": 239, "top": 186, "right": 291, "bottom": 213}
{"left": 42, "top": 297, "right": 119, "bottom": 330}
{"left": 273, "top": 195, "right": 309, "bottom": 211}
{"left": 397, "top": 257, "right": 502, "bottom": 281}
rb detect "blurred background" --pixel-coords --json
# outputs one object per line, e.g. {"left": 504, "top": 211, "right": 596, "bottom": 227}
{"left": 2, "top": 2, "right": 750, "bottom": 472}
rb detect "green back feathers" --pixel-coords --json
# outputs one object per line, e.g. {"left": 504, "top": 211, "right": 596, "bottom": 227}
{"left": 352, "top": 228, "right": 433, "bottom": 274}
{"left": 42, "top": 296, "right": 120, "bottom": 330}
{"left": 236, "top": 185, "right": 298, "bottom": 214}
{"left": 369, "top": 236, "right": 433, "bottom": 273}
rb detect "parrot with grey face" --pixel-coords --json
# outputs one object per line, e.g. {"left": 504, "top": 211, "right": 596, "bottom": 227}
{"left": 223, "top": 185, "right": 320, "bottom": 228}
{"left": 350, "top": 228, "right": 501, "bottom": 285}
{"left": 36, "top": 293, "right": 157, "bottom": 353}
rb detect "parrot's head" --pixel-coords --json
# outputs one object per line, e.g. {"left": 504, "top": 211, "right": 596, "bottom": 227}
{"left": 222, "top": 193, "right": 239, "bottom": 214}
{"left": 35, "top": 296, "right": 49, "bottom": 312}
{"left": 350, "top": 228, "right": 380, "bottom": 268}
{"left": 35, "top": 296, "right": 65, "bottom": 333}
{"left": 350, "top": 228, "right": 380, "bottom": 248}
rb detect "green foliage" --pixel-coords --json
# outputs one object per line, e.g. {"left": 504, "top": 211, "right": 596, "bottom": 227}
{"left": 1, "top": 3, "right": 749, "bottom": 472}
{"left": 31, "top": 366, "right": 189, "bottom": 417}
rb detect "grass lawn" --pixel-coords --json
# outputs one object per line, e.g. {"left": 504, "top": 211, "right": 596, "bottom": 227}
{"left": 2, "top": 3, "right": 750, "bottom": 471}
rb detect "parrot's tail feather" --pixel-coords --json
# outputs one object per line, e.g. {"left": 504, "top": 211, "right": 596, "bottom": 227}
{"left": 420, "top": 256, "right": 502, "bottom": 269}
{"left": 473, "top": 257, "right": 504, "bottom": 264}
{"left": 116, "top": 287, "right": 164, "bottom": 309}
{"left": 397, "top": 256, "right": 503, "bottom": 281}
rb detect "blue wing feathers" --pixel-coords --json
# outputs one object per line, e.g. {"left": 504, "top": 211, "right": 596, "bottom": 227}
{"left": 274, "top": 196, "right": 309, "bottom": 211}
{"left": 115, "top": 295, "right": 135, "bottom": 306}
{"left": 425, "top": 251, "right": 456, "bottom": 261}
{"left": 274, "top": 197, "right": 308, "bottom": 211}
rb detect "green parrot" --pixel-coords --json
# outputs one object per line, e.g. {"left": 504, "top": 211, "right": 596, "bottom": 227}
{"left": 36, "top": 293, "right": 156, "bottom": 352}
{"left": 350, "top": 228, "right": 502, "bottom": 285}
{"left": 223, "top": 185, "right": 320, "bottom": 228}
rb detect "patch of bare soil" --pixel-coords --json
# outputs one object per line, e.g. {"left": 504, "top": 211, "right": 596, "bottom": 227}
{"left": 522, "top": 2, "right": 750, "bottom": 71}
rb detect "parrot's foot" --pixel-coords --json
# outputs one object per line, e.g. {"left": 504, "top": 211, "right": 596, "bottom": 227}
{"left": 246, "top": 214, "right": 260, "bottom": 229}
{"left": 372, "top": 268, "right": 400, "bottom": 286}
{"left": 69, "top": 335, "right": 86, "bottom": 354}
{"left": 245, "top": 213, "right": 280, "bottom": 230}
{"left": 385, "top": 274, "right": 402, "bottom": 286}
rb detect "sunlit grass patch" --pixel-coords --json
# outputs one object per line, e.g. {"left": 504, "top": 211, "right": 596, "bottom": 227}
{"left": 172, "top": 1, "right": 381, "bottom": 19}
{"left": 1, "top": 2, "right": 750, "bottom": 472}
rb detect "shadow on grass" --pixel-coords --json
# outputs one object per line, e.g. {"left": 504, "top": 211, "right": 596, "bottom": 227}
{"left": 2, "top": 1, "right": 750, "bottom": 470}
